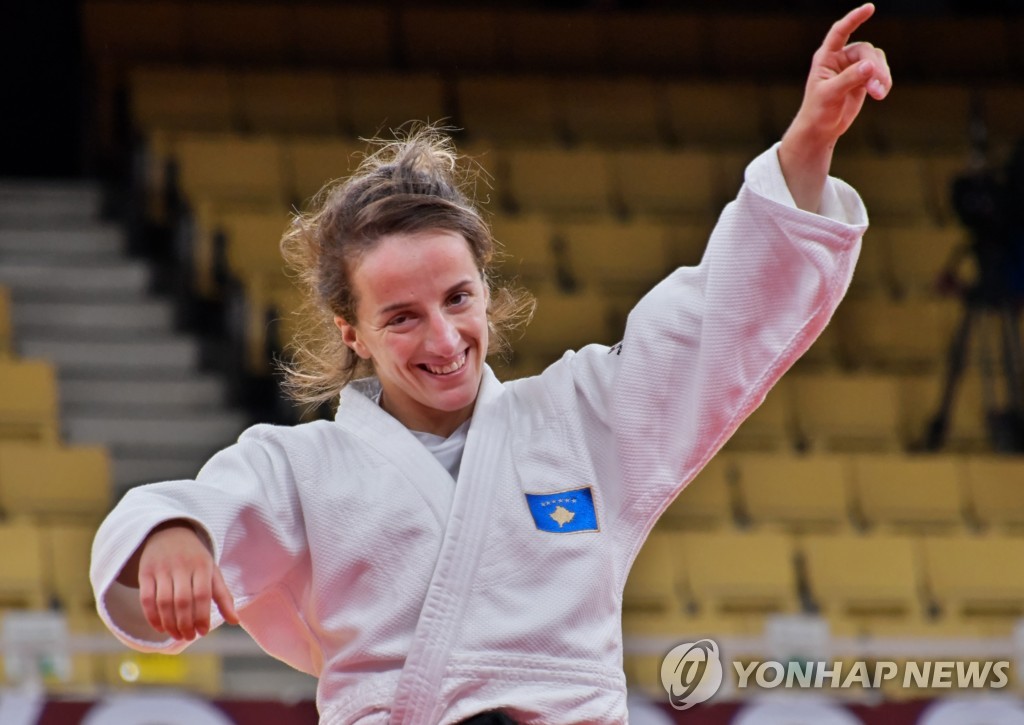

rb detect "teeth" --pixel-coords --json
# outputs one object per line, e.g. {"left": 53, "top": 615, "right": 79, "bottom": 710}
{"left": 425, "top": 352, "right": 466, "bottom": 375}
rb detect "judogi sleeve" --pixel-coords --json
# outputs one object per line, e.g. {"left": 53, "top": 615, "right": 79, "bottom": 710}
{"left": 563, "top": 143, "right": 867, "bottom": 536}
{"left": 90, "top": 424, "right": 309, "bottom": 658}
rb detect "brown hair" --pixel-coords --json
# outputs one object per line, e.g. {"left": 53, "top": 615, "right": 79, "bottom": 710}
{"left": 279, "top": 124, "right": 535, "bottom": 407}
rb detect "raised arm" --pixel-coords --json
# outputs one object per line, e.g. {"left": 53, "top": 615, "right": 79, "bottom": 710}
{"left": 779, "top": 3, "right": 891, "bottom": 212}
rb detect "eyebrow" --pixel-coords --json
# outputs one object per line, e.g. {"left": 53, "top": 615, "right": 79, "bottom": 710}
{"left": 376, "top": 279, "right": 475, "bottom": 316}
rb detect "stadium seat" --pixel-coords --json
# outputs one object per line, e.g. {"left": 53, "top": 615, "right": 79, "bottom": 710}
{"left": 42, "top": 523, "right": 97, "bottom": 612}
{"left": 963, "top": 455, "right": 1024, "bottom": 532}
{"left": 831, "top": 154, "right": 932, "bottom": 225}
{"left": 791, "top": 372, "right": 906, "bottom": 452}
{"left": 558, "top": 219, "right": 673, "bottom": 296}
{"left": 922, "top": 533, "right": 1024, "bottom": 626}
{"left": 602, "top": 13, "right": 704, "bottom": 75}
{"left": 171, "top": 134, "right": 288, "bottom": 211}
{"left": 733, "top": 453, "right": 852, "bottom": 533}
{"left": 666, "top": 223, "right": 714, "bottom": 269}
{"left": 286, "top": 137, "right": 366, "bottom": 206}
{"left": 883, "top": 224, "right": 970, "bottom": 298}
{"left": 516, "top": 291, "right": 616, "bottom": 365}
{"left": 869, "top": 85, "right": 973, "bottom": 153}
{"left": 724, "top": 377, "right": 796, "bottom": 452}
{"left": 836, "top": 298, "right": 960, "bottom": 372}
{"left": 845, "top": 227, "right": 894, "bottom": 298}
{"left": 623, "top": 530, "right": 684, "bottom": 614}
{"left": 660, "top": 456, "right": 735, "bottom": 531}
{"left": 611, "top": 149, "right": 719, "bottom": 221}
{"left": 0, "top": 359, "right": 59, "bottom": 444}
{"left": 237, "top": 71, "right": 342, "bottom": 135}
{"left": 707, "top": 16, "right": 815, "bottom": 79}
{"left": 851, "top": 454, "right": 966, "bottom": 533}
{"left": 129, "top": 68, "right": 237, "bottom": 134}
{"left": 0, "top": 443, "right": 110, "bottom": 523}
{"left": 902, "top": 370, "right": 990, "bottom": 452}
{"left": 801, "top": 532, "right": 924, "bottom": 623}
{"left": 503, "top": 10, "right": 603, "bottom": 72}
{"left": 557, "top": 78, "right": 664, "bottom": 146}
{"left": 504, "top": 149, "right": 614, "bottom": 217}
{"left": 664, "top": 82, "right": 766, "bottom": 148}
{"left": 457, "top": 76, "right": 562, "bottom": 144}
{"left": 342, "top": 73, "right": 448, "bottom": 139}
{"left": 489, "top": 215, "right": 560, "bottom": 291}
{"left": 0, "top": 520, "right": 48, "bottom": 609}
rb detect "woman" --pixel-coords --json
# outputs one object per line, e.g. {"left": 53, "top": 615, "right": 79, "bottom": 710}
{"left": 91, "top": 5, "right": 891, "bottom": 723}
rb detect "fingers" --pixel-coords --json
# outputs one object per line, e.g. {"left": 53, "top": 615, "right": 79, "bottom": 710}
{"left": 212, "top": 566, "right": 241, "bottom": 626}
{"left": 822, "top": 3, "right": 876, "bottom": 53}
{"left": 833, "top": 43, "right": 891, "bottom": 100}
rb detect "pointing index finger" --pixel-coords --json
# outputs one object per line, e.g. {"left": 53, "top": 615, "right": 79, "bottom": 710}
{"left": 822, "top": 3, "right": 876, "bottom": 53}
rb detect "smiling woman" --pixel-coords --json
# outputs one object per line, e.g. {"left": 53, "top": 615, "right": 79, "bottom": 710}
{"left": 89, "top": 6, "right": 889, "bottom": 724}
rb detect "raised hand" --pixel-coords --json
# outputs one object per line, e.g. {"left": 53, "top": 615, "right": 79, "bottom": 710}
{"left": 125, "top": 520, "right": 241, "bottom": 640}
{"left": 779, "top": 3, "right": 892, "bottom": 212}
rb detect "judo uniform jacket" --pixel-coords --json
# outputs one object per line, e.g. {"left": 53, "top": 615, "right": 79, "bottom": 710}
{"left": 91, "top": 144, "right": 868, "bottom": 724}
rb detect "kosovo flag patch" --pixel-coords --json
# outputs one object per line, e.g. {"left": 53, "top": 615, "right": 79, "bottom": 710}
{"left": 525, "top": 487, "right": 599, "bottom": 533}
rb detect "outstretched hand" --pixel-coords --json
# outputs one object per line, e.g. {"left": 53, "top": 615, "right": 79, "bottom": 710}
{"left": 779, "top": 3, "right": 892, "bottom": 212}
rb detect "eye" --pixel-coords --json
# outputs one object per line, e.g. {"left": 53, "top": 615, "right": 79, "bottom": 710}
{"left": 448, "top": 291, "right": 470, "bottom": 307}
{"left": 386, "top": 313, "right": 412, "bottom": 327}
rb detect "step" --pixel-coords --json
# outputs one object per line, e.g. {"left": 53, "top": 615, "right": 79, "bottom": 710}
{"left": 0, "top": 260, "right": 150, "bottom": 295}
{"left": 14, "top": 300, "right": 176, "bottom": 333}
{"left": 113, "top": 454, "right": 221, "bottom": 491}
{"left": 65, "top": 412, "right": 249, "bottom": 449}
{"left": 0, "top": 227, "right": 124, "bottom": 258}
{"left": 19, "top": 337, "right": 200, "bottom": 372}
{"left": 60, "top": 375, "right": 228, "bottom": 410}
{"left": 0, "top": 181, "right": 102, "bottom": 222}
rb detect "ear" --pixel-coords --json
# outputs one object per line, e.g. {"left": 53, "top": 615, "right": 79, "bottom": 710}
{"left": 334, "top": 316, "right": 372, "bottom": 360}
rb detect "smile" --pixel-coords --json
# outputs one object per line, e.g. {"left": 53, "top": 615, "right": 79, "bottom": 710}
{"left": 419, "top": 350, "right": 468, "bottom": 376}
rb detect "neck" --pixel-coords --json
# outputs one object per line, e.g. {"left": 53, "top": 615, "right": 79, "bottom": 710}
{"left": 379, "top": 391, "right": 473, "bottom": 437}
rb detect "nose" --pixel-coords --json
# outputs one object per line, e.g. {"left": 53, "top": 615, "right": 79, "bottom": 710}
{"left": 424, "top": 311, "right": 461, "bottom": 357}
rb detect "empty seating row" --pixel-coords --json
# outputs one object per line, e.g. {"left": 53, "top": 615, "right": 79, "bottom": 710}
{"left": 0, "top": 442, "right": 111, "bottom": 523}
{"left": 667, "top": 452, "right": 1024, "bottom": 534}
{"left": 0, "top": 358, "right": 60, "bottom": 444}
{"left": 0, "top": 520, "right": 96, "bottom": 612}
{"left": 84, "top": 2, "right": 1023, "bottom": 80}
{"left": 127, "top": 68, "right": 1023, "bottom": 153}
{"left": 625, "top": 529, "right": 1024, "bottom": 637}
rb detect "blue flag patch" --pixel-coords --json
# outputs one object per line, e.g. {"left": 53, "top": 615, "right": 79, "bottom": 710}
{"left": 525, "top": 487, "right": 599, "bottom": 533}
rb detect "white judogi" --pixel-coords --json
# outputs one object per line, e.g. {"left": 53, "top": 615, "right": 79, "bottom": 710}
{"left": 91, "top": 144, "right": 867, "bottom": 724}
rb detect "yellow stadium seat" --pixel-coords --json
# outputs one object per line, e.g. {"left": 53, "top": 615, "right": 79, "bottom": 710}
{"left": 664, "top": 82, "right": 766, "bottom": 148}
{"left": 0, "top": 443, "right": 110, "bottom": 523}
{"left": 963, "top": 455, "right": 1024, "bottom": 531}
{"left": 846, "top": 227, "right": 894, "bottom": 298}
{"left": 217, "top": 211, "right": 291, "bottom": 283}
{"left": 400, "top": 8, "right": 501, "bottom": 71}
{"left": 681, "top": 530, "right": 799, "bottom": 617}
{"left": 0, "top": 359, "right": 59, "bottom": 444}
{"left": 624, "top": 531, "right": 684, "bottom": 614}
{"left": 611, "top": 149, "right": 719, "bottom": 222}
{"left": 43, "top": 523, "right": 97, "bottom": 612}
{"left": 457, "top": 76, "right": 562, "bottom": 144}
{"left": 884, "top": 224, "right": 970, "bottom": 298}
{"left": 836, "top": 297, "right": 959, "bottom": 372}
{"left": 666, "top": 223, "right": 713, "bottom": 269}
{"left": 129, "top": 68, "right": 237, "bottom": 134}
{"left": 292, "top": 5, "right": 392, "bottom": 67}
{"left": 489, "top": 215, "right": 560, "bottom": 291}
{"left": 604, "top": 13, "right": 703, "bottom": 75}
{"left": 0, "top": 285, "right": 12, "bottom": 358}
{"left": 831, "top": 154, "right": 932, "bottom": 225}
{"left": 557, "top": 78, "right": 664, "bottom": 146}
{"left": 505, "top": 149, "right": 613, "bottom": 217}
{"left": 902, "top": 370, "right": 990, "bottom": 452}
{"left": 724, "top": 377, "right": 796, "bottom": 452}
{"left": 0, "top": 520, "right": 48, "bottom": 609}
{"left": 791, "top": 372, "right": 906, "bottom": 452}
{"left": 287, "top": 137, "right": 366, "bottom": 206}
{"left": 660, "top": 456, "right": 735, "bottom": 531}
{"left": 515, "top": 291, "right": 616, "bottom": 365}
{"left": 172, "top": 134, "right": 288, "bottom": 210}
{"left": 733, "top": 453, "right": 852, "bottom": 533}
{"left": 558, "top": 219, "right": 673, "bottom": 296}
{"left": 922, "top": 533, "right": 1024, "bottom": 625}
{"left": 342, "top": 73, "right": 447, "bottom": 139}
{"left": 237, "top": 71, "right": 341, "bottom": 135}
{"left": 187, "top": 2, "right": 290, "bottom": 64}
{"left": 851, "top": 454, "right": 967, "bottom": 533}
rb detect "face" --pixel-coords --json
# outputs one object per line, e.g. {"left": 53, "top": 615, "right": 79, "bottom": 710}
{"left": 335, "top": 230, "right": 489, "bottom": 437}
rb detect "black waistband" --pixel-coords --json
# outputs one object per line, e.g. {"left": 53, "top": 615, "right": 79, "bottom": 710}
{"left": 457, "top": 712, "right": 518, "bottom": 725}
